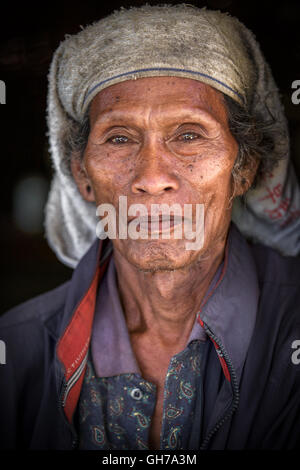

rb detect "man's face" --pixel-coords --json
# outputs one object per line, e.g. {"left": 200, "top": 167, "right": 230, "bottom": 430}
{"left": 77, "top": 76, "right": 242, "bottom": 271}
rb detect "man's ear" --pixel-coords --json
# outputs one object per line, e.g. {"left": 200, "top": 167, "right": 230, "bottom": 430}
{"left": 233, "top": 157, "right": 260, "bottom": 197}
{"left": 70, "top": 156, "right": 95, "bottom": 202}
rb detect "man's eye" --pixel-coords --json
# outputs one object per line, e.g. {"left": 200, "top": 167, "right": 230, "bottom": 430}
{"left": 178, "top": 132, "right": 201, "bottom": 142}
{"left": 107, "top": 135, "right": 129, "bottom": 144}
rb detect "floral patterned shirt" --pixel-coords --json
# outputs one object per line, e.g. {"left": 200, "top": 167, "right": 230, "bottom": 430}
{"left": 78, "top": 339, "right": 208, "bottom": 450}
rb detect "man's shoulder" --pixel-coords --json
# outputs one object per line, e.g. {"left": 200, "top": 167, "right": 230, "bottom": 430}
{"left": 249, "top": 241, "right": 300, "bottom": 345}
{"left": 0, "top": 280, "right": 71, "bottom": 331}
{"left": 250, "top": 241, "right": 300, "bottom": 287}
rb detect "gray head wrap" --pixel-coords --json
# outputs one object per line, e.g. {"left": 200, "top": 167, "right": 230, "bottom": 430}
{"left": 46, "top": 3, "right": 300, "bottom": 268}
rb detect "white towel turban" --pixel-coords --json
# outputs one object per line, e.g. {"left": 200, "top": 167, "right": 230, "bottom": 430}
{"left": 45, "top": 3, "right": 300, "bottom": 268}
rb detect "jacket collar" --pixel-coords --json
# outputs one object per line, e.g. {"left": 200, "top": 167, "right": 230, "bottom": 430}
{"left": 54, "top": 237, "right": 112, "bottom": 423}
{"left": 198, "top": 224, "right": 260, "bottom": 383}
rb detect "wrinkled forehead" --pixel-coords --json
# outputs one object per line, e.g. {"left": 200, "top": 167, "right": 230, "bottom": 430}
{"left": 88, "top": 76, "right": 229, "bottom": 128}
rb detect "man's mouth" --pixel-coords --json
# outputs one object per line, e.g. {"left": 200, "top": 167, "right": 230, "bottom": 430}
{"left": 129, "top": 214, "right": 186, "bottom": 235}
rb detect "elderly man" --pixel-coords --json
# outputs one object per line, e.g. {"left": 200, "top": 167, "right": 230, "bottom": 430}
{"left": 0, "top": 4, "right": 300, "bottom": 451}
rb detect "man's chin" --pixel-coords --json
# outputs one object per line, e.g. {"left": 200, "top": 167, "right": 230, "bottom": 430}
{"left": 114, "top": 239, "right": 197, "bottom": 273}
{"left": 136, "top": 260, "right": 181, "bottom": 273}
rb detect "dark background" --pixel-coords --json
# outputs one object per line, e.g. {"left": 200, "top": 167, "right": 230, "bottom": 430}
{"left": 0, "top": 0, "right": 300, "bottom": 313}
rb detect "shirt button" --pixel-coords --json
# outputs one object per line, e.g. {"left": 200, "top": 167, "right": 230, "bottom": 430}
{"left": 130, "top": 388, "right": 143, "bottom": 400}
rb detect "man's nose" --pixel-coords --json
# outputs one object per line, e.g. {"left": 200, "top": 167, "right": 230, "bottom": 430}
{"left": 130, "top": 142, "right": 180, "bottom": 195}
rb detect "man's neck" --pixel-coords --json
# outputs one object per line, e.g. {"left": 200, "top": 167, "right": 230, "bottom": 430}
{"left": 112, "top": 241, "right": 225, "bottom": 351}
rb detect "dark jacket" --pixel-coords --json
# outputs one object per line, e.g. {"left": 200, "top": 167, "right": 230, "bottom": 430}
{"left": 0, "top": 230, "right": 300, "bottom": 450}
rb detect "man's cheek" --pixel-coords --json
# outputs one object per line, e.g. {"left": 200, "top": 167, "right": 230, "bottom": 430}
{"left": 92, "top": 184, "right": 114, "bottom": 207}
{"left": 190, "top": 154, "right": 233, "bottom": 184}
{"left": 202, "top": 178, "right": 233, "bottom": 224}
{"left": 197, "top": 167, "right": 233, "bottom": 203}
{"left": 92, "top": 180, "right": 126, "bottom": 208}
{"left": 84, "top": 149, "right": 127, "bottom": 181}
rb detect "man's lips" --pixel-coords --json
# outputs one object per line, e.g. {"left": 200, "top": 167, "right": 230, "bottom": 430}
{"left": 128, "top": 214, "right": 188, "bottom": 234}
